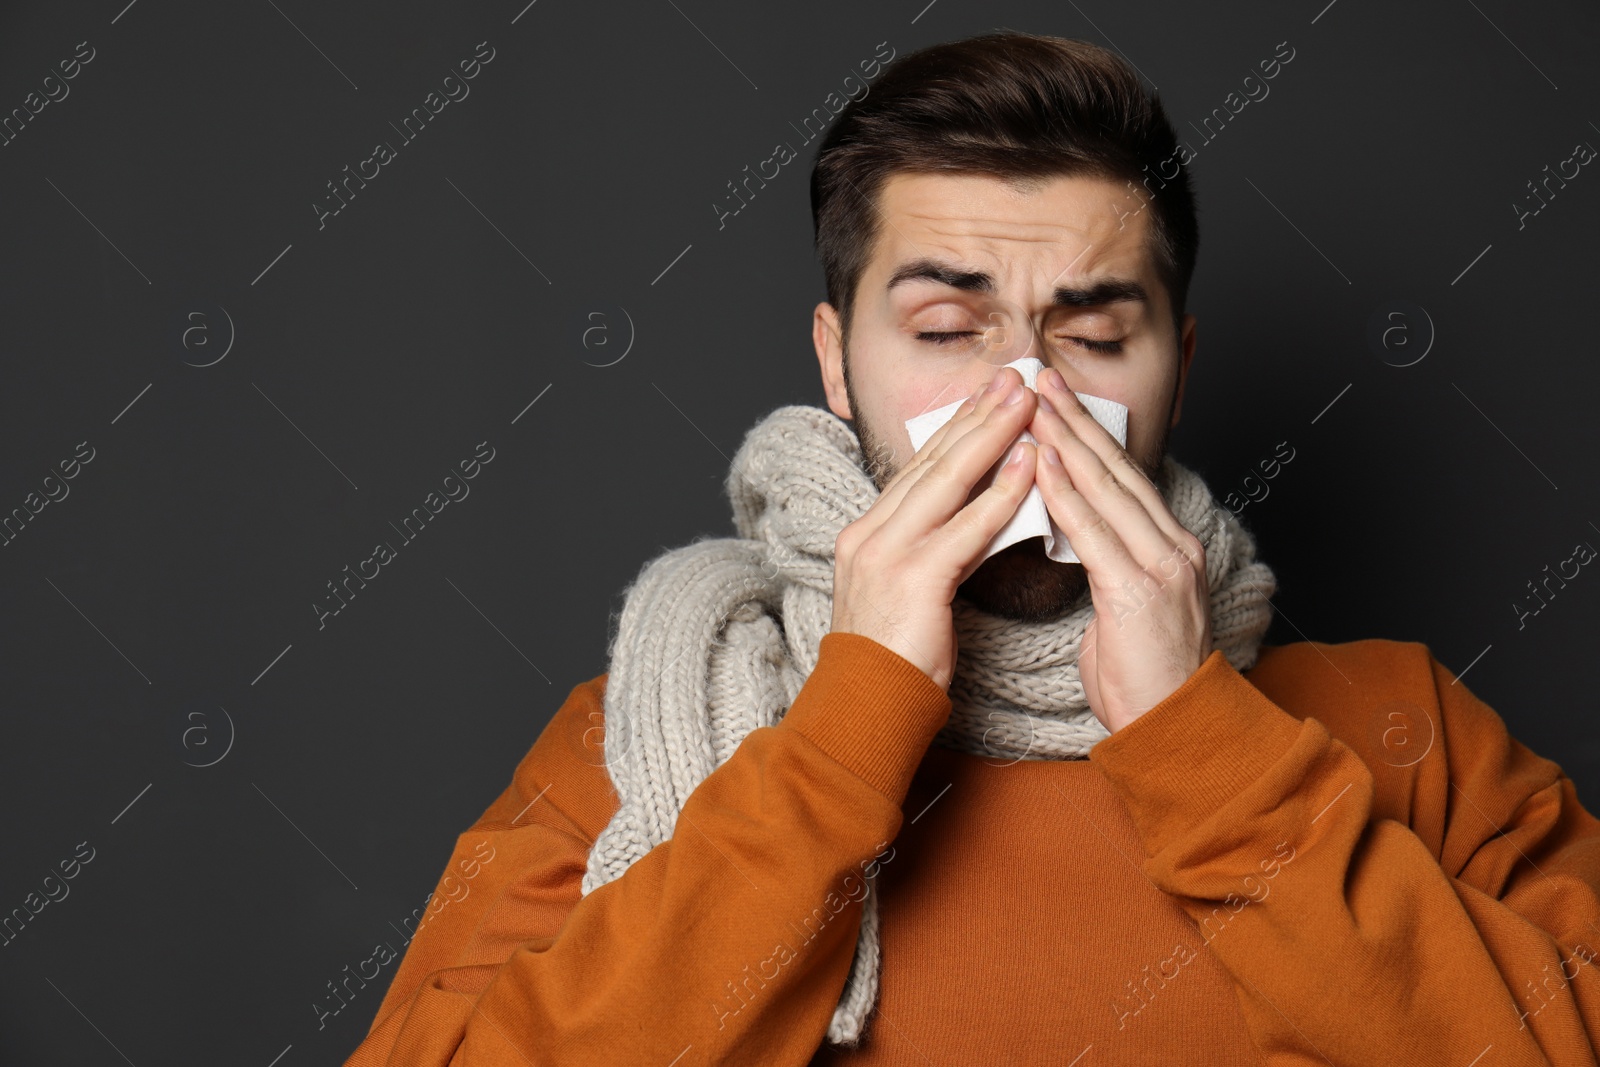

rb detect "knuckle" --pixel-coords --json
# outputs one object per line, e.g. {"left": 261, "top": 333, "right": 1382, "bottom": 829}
{"left": 851, "top": 534, "right": 887, "bottom": 572}
{"left": 981, "top": 396, "right": 1017, "bottom": 423}
{"left": 948, "top": 494, "right": 986, "bottom": 527}
{"left": 914, "top": 459, "right": 955, "bottom": 494}
{"left": 936, "top": 513, "right": 979, "bottom": 552}
{"left": 836, "top": 523, "right": 865, "bottom": 559}
{"left": 892, "top": 453, "right": 926, "bottom": 482}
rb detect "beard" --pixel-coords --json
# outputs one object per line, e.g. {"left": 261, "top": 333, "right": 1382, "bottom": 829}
{"left": 842, "top": 346, "right": 1174, "bottom": 625}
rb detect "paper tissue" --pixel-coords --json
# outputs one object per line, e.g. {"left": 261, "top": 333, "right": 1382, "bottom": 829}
{"left": 903, "top": 356, "right": 1128, "bottom": 565}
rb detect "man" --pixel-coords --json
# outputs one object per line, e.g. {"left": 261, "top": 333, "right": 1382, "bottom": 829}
{"left": 343, "top": 31, "right": 1600, "bottom": 1066}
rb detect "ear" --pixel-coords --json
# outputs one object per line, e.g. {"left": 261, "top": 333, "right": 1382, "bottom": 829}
{"left": 1169, "top": 313, "right": 1197, "bottom": 428}
{"left": 814, "top": 302, "right": 852, "bottom": 420}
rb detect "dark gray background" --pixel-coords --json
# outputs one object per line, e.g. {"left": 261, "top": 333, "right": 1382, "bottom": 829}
{"left": 1, "top": 0, "right": 1596, "bottom": 1062}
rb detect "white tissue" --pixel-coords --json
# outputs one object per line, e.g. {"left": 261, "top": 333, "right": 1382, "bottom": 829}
{"left": 903, "top": 356, "right": 1128, "bottom": 565}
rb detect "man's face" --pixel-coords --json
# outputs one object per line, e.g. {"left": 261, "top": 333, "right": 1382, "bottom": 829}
{"left": 812, "top": 170, "right": 1198, "bottom": 624}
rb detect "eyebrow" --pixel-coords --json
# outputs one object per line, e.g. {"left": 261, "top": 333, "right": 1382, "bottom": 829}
{"left": 885, "top": 257, "right": 1149, "bottom": 308}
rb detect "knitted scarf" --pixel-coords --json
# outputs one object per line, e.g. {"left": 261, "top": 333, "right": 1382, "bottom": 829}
{"left": 581, "top": 403, "right": 1277, "bottom": 1048}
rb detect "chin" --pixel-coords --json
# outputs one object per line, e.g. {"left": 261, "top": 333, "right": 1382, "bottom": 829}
{"left": 956, "top": 537, "right": 1091, "bottom": 623}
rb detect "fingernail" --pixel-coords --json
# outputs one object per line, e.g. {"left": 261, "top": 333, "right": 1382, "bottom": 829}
{"left": 1037, "top": 393, "right": 1056, "bottom": 416}
{"left": 985, "top": 372, "right": 1011, "bottom": 395}
{"left": 1001, "top": 384, "right": 1025, "bottom": 405}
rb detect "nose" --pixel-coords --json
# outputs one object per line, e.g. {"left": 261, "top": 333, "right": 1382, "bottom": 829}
{"left": 975, "top": 307, "right": 1038, "bottom": 363}
{"left": 971, "top": 317, "right": 1071, "bottom": 396}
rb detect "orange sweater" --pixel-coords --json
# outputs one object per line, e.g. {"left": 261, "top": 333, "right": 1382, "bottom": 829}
{"left": 342, "top": 632, "right": 1600, "bottom": 1065}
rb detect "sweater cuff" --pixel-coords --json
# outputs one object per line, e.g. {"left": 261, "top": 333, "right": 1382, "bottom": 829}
{"left": 777, "top": 632, "right": 952, "bottom": 807}
{"left": 1087, "top": 648, "right": 1307, "bottom": 858}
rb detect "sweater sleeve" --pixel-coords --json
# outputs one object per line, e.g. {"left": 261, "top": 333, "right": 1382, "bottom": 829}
{"left": 341, "top": 631, "right": 951, "bottom": 1067}
{"left": 1086, "top": 641, "right": 1600, "bottom": 1065}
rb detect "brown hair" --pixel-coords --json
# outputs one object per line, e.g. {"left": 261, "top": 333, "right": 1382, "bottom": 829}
{"left": 809, "top": 30, "right": 1198, "bottom": 347}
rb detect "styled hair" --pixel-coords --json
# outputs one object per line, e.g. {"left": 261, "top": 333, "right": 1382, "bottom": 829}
{"left": 809, "top": 30, "right": 1199, "bottom": 347}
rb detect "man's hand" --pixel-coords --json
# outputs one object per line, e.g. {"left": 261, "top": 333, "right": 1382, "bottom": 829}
{"left": 831, "top": 367, "right": 1039, "bottom": 692}
{"left": 1029, "top": 367, "right": 1212, "bottom": 734}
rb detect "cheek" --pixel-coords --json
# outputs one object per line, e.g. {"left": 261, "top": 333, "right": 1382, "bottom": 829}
{"left": 864, "top": 352, "right": 1008, "bottom": 459}
{"left": 900, "top": 375, "right": 985, "bottom": 425}
{"left": 1118, "top": 390, "right": 1175, "bottom": 465}
{"left": 891, "top": 384, "right": 969, "bottom": 454}
{"left": 901, "top": 392, "right": 954, "bottom": 427}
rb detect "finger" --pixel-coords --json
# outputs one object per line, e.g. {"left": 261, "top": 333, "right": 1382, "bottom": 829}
{"left": 896, "top": 365, "right": 1022, "bottom": 487}
{"left": 883, "top": 396, "right": 977, "bottom": 494}
{"left": 1030, "top": 397, "right": 1172, "bottom": 569}
{"left": 846, "top": 409, "right": 970, "bottom": 547}
{"left": 1035, "top": 439, "right": 1199, "bottom": 597}
{"left": 879, "top": 382, "right": 1036, "bottom": 551}
{"left": 1033, "top": 384, "right": 1200, "bottom": 572}
{"left": 940, "top": 440, "right": 1037, "bottom": 587}
{"left": 1037, "top": 370, "right": 1187, "bottom": 540}
{"left": 854, "top": 366, "right": 1025, "bottom": 539}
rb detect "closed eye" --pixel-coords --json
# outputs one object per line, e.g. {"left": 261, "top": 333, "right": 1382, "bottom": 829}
{"left": 914, "top": 331, "right": 1123, "bottom": 354}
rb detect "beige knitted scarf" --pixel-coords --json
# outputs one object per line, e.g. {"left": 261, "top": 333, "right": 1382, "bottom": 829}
{"left": 581, "top": 403, "right": 1277, "bottom": 1048}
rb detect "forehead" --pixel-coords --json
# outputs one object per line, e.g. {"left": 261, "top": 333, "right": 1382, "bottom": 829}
{"left": 870, "top": 170, "right": 1155, "bottom": 283}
